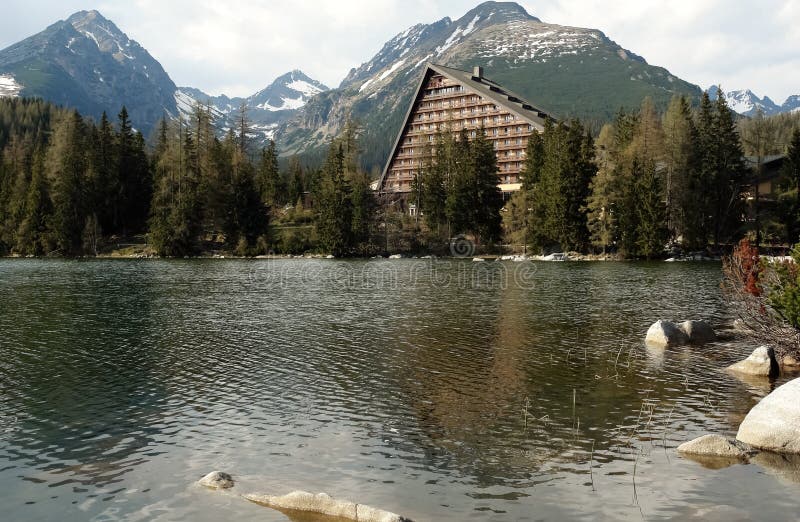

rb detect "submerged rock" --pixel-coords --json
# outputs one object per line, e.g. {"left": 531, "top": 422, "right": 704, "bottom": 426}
{"left": 737, "top": 377, "right": 800, "bottom": 453}
{"left": 244, "top": 490, "right": 411, "bottom": 522}
{"left": 726, "top": 346, "right": 779, "bottom": 377}
{"left": 679, "top": 320, "right": 717, "bottom": 344}
{"left": 198, "top": 471, "right": 235, "bottom": 489}
{"left": 677, "top": 434, "right": 752, "bottom": 459}
{"left": 645, "top": 320, "right": 689, "bottom": 347}
{"left": 781, "top": 353, "right": 800, "bottom": 371}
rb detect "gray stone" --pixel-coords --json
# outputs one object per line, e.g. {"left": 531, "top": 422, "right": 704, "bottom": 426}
{"left": 677, "top": 434, "right": 752, "bottom": 458}
{"left": 198, "top": 471, "right": 234, "bottom": 489}
{"left": 678, "top": 320, "right": 717, "bottom": 344}
{"left": 726, "top": 346, "right": 779, "bottom": 377}
{"left": 244, "top": 490, "right": 410, "bottom": 522}
{"left": 645, "top": 320, "right": 689, "bottom": 347}
{"left": 737, "top": 376, "right": 800, "bottom": 453}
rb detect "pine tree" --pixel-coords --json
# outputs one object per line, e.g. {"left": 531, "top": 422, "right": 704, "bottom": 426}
{"left": 634, "top": 157, "right": 668, "bottom": 258}
{"left": 15, "top": 147, "right": 51, "bottom": 255}
{"left": 711, "top": 90, "right": 747, "bottom": 247}
{"left": 781, "top": 128, "right": 800, "bottom": 243}
{"left": 663, "top": 95, "right": 702, "bottom": 246}
{"left": 315, "top": 142, "right": 352, "bottom": 256}
{"left": 46, "top": 111, "right": 87, "bottom": 254}
{"left": 256, "top": 140, "right": 281, "bottom": 207}
{"left": 471, "top": 128, "right": 503, "bottom": 243}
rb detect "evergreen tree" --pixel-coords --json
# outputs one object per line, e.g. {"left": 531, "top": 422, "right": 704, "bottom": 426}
{"left": 471, "top": 128, "right": 503, "bottom": 243}
{"left": 256, "top": 140, "right": 281, "bottom": 207}
{"left": 711, "top": 90, "right": 747, "bottom": 247}
{"left": 634, "top": 157, "right": 668, "bottom": 258}
{"left": 315, "top": 143, "right": 352, "bottom": 256}
{"left": 46, "top": 111, "right": 87, "bottom": 254}
{"left": 286, "top": 156, "right": 305, "bottom": 206}
{"left": 780, "top": 128, "right": 800, "bottom": 243}
{"left": 14, "top": 147, "right": 51, "bottom": 255}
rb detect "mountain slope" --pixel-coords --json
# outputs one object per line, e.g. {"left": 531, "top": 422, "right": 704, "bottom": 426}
{"left": 276, "top": 1, "right": 702, "bottom": 169}
{"left": 0, "top": 10, "right": 177, "bottom": 133}
{"left": 176, "top": 70, "right": 328, "bottom": 140}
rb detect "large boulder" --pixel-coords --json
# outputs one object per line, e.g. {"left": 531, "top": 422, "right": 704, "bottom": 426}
{"left": 244, "top": 491, "right": 411, "bottom": 522}
{"left": 677, "top": 434, "right": 752, "bottom": 459}
{"left": 737, "top": 377, "right": 800, "bottom": 453}
{"left": 679, "top": 320, "right": 717, "bottom": 344}
{"left": 645, "top": 320, "right": 689, "bottom": 347}
{"left": 198, "top": 471, "right": 234, "bottom": 489}
{"left": 726, "top": 346, "right": 779, "bottom": 377}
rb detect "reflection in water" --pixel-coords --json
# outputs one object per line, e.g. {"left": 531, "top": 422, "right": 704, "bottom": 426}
{"left": 0, "top": 259, "right": 799, "bottom": 521}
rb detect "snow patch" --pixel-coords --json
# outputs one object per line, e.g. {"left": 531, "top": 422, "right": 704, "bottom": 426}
{"left": 359, "top": 78, "right": 374, "bottom": 93}
{"left": 379, "top": 59, "right": 406, "bottom": 81}
{"left": 258, "top": 96, "right": 306, "bottom": 111}
{"left": 83, "top": 30, "right": 100, "bottom": 48}
{"left": 411, "top": 53, "right": 434, "bottom": 71}
{"left": 462, "top": 15, "right": 481, "bottom": 36}
{"left": 0, "top": 74, "right": 23, "bottom": 97}
{"left": 436, "top": 25, "right": 464, "bottom": 55}
{"left": 286, "top": 79, "right": 323, "bottom": 97}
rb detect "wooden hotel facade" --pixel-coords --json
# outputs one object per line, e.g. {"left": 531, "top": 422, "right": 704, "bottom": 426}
{"left": 378, "top": 63, "right": 553, "bottom": 199}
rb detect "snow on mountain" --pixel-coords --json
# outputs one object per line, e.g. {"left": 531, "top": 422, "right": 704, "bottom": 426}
{"left": 175, "top": 70, "right": 328, "bottom": 143}
{"left": 782, "top": 95, "right": 800, "bottom": 114}
{"left": 0, "top": 74, "right": 23, "bottom": 97}
{"left": 709, "top": 86, "right": 799, "bottom": 117}
{"left": 0, "top": 10, "right": 178, "bottom": 133}
{"left": 280, "top": 1, "right": 699, "bottom": 168}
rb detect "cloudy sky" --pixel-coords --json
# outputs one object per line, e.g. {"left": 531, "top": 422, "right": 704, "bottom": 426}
{"left": 1, "top": 0, "right": 798, "bottom": 102}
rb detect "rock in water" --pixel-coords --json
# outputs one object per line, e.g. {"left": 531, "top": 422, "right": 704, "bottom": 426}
{"left": 679, "top": 320, "right": 717, "bottom": 344}
{"left": 198, "top": 471, "right": 234, "bottom": 489}
{"left": 726, "top": 346, "right": 779, "bottom": 377}
{"left": 677, "top": 434, "right": 752, "bottom": 458}
{"left": 737, "top": 377, "right": 800, "bottom": 453}
{"left": 645, "top": 320, "right": 689, "bottom": 347}
{"left": 244, "top": 490, "right": 411, "bottom": 522}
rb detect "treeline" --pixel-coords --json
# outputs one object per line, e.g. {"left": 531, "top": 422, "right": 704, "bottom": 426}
{"left": 412, "top": 128, "right": 504, "bottom": 245}
{"left": 0, "top": 99, "right": 151, "bottom": 255}
{"left": 0, "top": 97, "right": 389, "bottom": 257}
{"left": 3, "top": 91, "right": 800, "bottom": 259}
{"left": 501, "top": 92, "right": 800, "bottom": 257}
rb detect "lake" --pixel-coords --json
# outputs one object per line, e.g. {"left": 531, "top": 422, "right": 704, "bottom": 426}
{"left": 0, "top": 259, "right": 797, "bottom": 521}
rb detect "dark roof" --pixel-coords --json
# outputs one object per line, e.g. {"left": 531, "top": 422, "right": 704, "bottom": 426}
{"left": 378, "top": 63, "right": 554, "bottom": 193}
{"left": 428, "top": 63, "right": 555, "bottom": 126}
{"left": 744, "top": 154, "right": 785, "bottom": 166}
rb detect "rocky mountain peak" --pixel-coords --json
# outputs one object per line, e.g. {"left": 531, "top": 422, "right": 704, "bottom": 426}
{"left": 461, "top": 1, "right": 540, "bottom": 24}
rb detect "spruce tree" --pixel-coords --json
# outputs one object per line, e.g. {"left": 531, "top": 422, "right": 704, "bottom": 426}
{"left": 470, "top": 128, "right": 502, "bottom": 243}
{"left": 781, "top": 128, "right": 800, "bottom": 243}
{"left": 315, "top": 143, "right": 352, "bottom": 256}
{"left": 256, "top": 140, "right": 281, "bottom": 207}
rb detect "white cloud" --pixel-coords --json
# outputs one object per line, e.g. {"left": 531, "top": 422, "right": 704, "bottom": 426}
{"left": 0, "top": 0, "right": 797, "bottom": 102}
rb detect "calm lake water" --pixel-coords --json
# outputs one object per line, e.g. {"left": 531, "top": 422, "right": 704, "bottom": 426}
{"left": 1, "top": 259, "right": 798, "bottom": 521}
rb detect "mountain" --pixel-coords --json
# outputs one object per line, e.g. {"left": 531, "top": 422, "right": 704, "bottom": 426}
{"left": 175, "top": 70, "right": 328, "bottom": 140}
{"left": 276, "top": 1, "right": 702, "bottom": 169}
{"left": 783, "top": 95, "right": 800, "bottom": 114}
{"left": 0, "top": 11, "right": 329, "bottom": 139}
{"left": 708, "top": 86, "right": 800, "bottom": 117}
{"left": 0, "top": 10, "right": 177, "bottom": 133}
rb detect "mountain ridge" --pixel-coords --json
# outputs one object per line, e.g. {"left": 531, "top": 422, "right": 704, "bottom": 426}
{"left": 276, "top": 0, "right": 701, "bottom": 169}
{"left": 708, "top": 85, "right": 800, "bottom": 116}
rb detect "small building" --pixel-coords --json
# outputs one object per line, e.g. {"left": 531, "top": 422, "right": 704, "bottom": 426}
{"left": 377, "top": 63, "right": 553, "bottom": 200}
{"left": 744, "top": 155, "right": 786, "bottom": 201}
